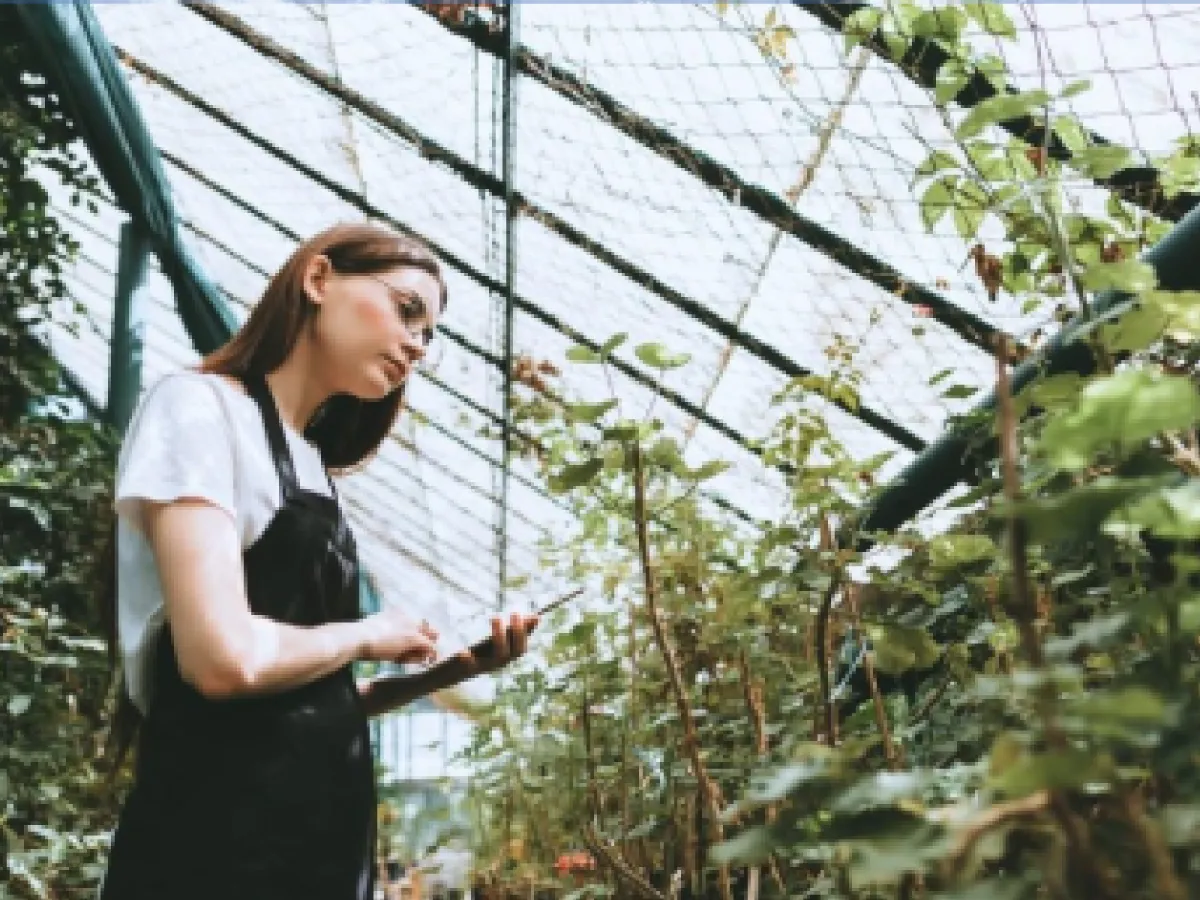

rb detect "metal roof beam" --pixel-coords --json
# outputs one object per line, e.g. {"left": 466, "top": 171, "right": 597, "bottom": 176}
{"left": 400, "top": 1, "right": 1018, "bottom": 367}
{"left": 112, "top": 48, "right": 808, "bottom": 471}
{"left": 181, "top": 2, "right": 925, "bottom": 451}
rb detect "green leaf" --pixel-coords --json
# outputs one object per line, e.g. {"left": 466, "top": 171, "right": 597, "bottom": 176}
{"left": 928, "top": 533, "right": 995, "bottom": 568}
{"left": 1063, "top": 686, "right": 1168, "bottom": 726}
{"left": 1108, "top": 481, "right": 1200, "bottom": 540}
{"left": 1014, "top": 372, "right": 1084, "bottom": 417}
{"left": 648, "top": 436, "right": 683, "bottom": 469}
{"left": 565, "top": 345, "right": 601, "bottom": 364}
{"left": 1097, "top": 301, "right": 1167, "bottom": 352}
{"left": 1013, "top": 476, "right": 1170, "bottom": 543}
{"left": 634, "top": 342, "right": 691, "bottom": 370}
{"left": 911, "top": 7, "right": 968, "bottom": 42}
{"left": 688, "top": 459, "right": 731, "bottom": 481}
{"left": 842, "top": 6, "right": 883, "bottom": 52}
{"left": 602, "top": 423, "right": 640, "bottom": 441}
{"left": 564, "top": 399, "right": 618, "bottom": 424}
{"left": 1159, "top": 153, "right": 1200, "bottom": 198}
{"left": 1144, "top": 290, "right": 1200, "bottom": 343}
{"left": 956, "top": 90, "right": 1051, "bottom": 140}
{"left": 974, "top": 54, "right": 1008, "bottom": 91}
{"left": 1053, "top": 115, "right": 1089, "bottom": 157}
{"left": 941, "top": 384, "right": 978, "bottom": 400}
{"left": 1075, "top": 144, "right": 1133, "bottom": 179}
{"left": 964, "top": 0, "right": 1017, "bottom": 38}
{"left": 869, "top": 625, "right": 941, "bottom": 676}
{"left": 1037, "top": 369, "right": 1200, "bottom": 471}
{"left": 882, "top": 31, "right": 910, "bottom": 61}
{"left": 934, "top": 58, "right": 970, "bottom": 105}
{"left": 928, "top": 368, "right": 953, "bottom": 385}
{"left": 920, "top": 176, "right": 954, "bottom": 232}
{"left": 915, "top": 150, "right": 958, "bottom": 180}
{"left": 1060, "top": 79, "right": 1091, "bottom": 99}
{"left": 952, "top": 207, "right": 986, "bottom": 241}
{"left": 1079, "top": 259, "right": 1157, "bottom": 294}
{"left": 599, "top": 332, "right": 627, "bottom": 356}
{"left": 602, "top": 443, "right": 627, "bottom": 472}
{"left": 548, "top": 458, "right": 604, "bottom": 493}
{"left": 992, "top": 748, "right": 1101, "bottom": 795}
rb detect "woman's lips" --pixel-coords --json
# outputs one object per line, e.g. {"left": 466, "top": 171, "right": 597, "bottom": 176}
{"left": 382, "top": 355, "right": 407, "bottom": 383}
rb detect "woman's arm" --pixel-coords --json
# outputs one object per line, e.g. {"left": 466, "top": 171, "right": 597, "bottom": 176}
{"left": 148, "top": 499, "right": 432, "bottom": 699}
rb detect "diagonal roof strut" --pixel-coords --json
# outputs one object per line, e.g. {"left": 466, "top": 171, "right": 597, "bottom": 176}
{"left": 113, "top": 46, "right": 923, "bottom": 479}
{"left": 182, "top": 1, "right": 923, "bottom": 451}
{"left": 401, "top": 1, "right": 1020, "bottom": 365}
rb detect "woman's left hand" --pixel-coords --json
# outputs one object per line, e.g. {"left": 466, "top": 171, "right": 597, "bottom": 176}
{"left": 458, "top": 612, "right": 539, "bottom": 675}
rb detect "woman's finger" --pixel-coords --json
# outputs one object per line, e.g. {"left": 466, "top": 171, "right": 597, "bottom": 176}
{"left": 510, "top": 612, "right": 528, "bottom": 656}
{"left": 491, "top": 615, "right": 510, "bottom": 663}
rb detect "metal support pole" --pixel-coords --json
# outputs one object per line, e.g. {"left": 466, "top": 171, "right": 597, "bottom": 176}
{"left": 855, "top": 201, "right": 1200, "bottom": 543}
{"left": 106, "top": 220, "right": 150, "bottom": 434}
{"left": 498, "top": 0, "right": 518, "bottom": 612}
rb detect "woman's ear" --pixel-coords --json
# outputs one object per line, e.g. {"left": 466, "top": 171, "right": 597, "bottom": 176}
{"left": 303, "top": 254, "right": 333, "bottom": 306}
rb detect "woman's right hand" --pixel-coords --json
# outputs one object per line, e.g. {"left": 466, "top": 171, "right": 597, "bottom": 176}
{"left": 357, "top": 606, "right": 439, "bottom": 665}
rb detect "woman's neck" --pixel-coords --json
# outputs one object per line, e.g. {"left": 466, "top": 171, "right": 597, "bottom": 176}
{"left": 265, "top": 341, "right": 334, "bottom": 434}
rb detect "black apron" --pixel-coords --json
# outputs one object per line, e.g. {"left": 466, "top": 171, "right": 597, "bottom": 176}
{"left": 101, "top": 374, "right": 376, "bottom": 900}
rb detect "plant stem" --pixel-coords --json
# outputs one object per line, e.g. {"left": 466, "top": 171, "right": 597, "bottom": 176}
{"left": 631, "top": 442, "right": 732, "bottom": 900}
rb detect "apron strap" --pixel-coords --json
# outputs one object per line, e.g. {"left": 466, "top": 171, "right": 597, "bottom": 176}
{"left": 244, "top": 372, "right": 300, "bottom": 504}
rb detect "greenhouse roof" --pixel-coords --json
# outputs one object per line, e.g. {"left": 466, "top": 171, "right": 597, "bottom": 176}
{"left": 37, "top": 1, "right": 1200, "bottom": 648}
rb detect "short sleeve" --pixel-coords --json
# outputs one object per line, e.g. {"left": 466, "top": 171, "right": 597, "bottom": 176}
{"left": 115, "top": 373, "right": 237, "bottom": 535}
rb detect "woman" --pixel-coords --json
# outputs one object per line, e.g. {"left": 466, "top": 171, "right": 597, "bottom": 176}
{"left": 98, "top": 222, "right": 536, "bottom": 900}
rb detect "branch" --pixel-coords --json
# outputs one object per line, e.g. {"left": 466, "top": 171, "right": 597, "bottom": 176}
{"left": 582, "top": 823, "right": 668, "bottom": 900}
{"left": 1164, "top": 432, "right": 1200, "bottom": 476}
{"left": 738, "top": 653, "right": 786, "bottom": 897}
{"left": 995, "top": 334, "right": 1041, "bottom": 665}
{"left": 631, "top": 443, "right": 732, "bottom": 900}
{"left": 908, "top": 676, "right": 952, "bottom": 728}
{"left": 941, "top": 789, "right": 1050, "bottom": 877}
{"left": 813, "top": 515, "right": 844, "bottom": 745}
{"left": 996, "top": 335, "right": 1120, "bottom": 898}
{"left": 1121, "top": 789, "right": 1187, "bottom": 900}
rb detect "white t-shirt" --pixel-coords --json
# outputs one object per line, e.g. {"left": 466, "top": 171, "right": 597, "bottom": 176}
{"left": 115, "top": 370, "right": 339, "bottom": 713}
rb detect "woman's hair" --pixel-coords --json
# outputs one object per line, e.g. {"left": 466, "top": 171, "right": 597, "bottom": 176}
{"left": 203, "top": 220, "right": 448, "bottom": 470}
{"left": 99, "top": 221, "right": 447, "bottom": 771}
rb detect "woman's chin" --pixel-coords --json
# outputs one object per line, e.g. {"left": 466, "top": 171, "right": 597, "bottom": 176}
{"left": 346, "top": 372, "right": 395, "bottom": 402}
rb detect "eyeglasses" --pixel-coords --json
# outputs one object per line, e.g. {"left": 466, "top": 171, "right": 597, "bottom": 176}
{"left": 358, "top": 273, "right": 447, "bottom": 373}
{"left": 360, "top": 273, "right": 439, "bottom": 348}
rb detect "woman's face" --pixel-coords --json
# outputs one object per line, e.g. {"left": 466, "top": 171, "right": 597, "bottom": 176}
{"left": 306, "top": 258, "right": 443, "bottom": 400}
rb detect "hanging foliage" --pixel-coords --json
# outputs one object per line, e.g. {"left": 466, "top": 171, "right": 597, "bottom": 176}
{"left": 1, "top": 8, "right": 121, "bottom": 898}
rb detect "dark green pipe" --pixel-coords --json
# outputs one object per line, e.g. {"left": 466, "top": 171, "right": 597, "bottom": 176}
{"left": 15, "top": 0, "right": 238, "bottom": 353}
{"left": 855, "top": 200, "right": 1200, "bottom": 543}
{"left": 106, "top": 221, "right": 150, "bottom": 435}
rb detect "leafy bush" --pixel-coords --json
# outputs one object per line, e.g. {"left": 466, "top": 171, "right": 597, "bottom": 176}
{"left": 461, "top": 4, "right": 1200, "bottom": 899}
{"left": 1, "top": 9, "right": 121, "bottom": 898}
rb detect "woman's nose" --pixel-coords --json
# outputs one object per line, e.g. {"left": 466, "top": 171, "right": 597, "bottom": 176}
{"left": 400, "top": 328, "right": 426, "bottom": 362}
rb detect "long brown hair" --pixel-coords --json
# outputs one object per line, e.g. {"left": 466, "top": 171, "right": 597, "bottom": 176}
{"left": 100, "top": 222, "right": 448, "bottom": 771}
